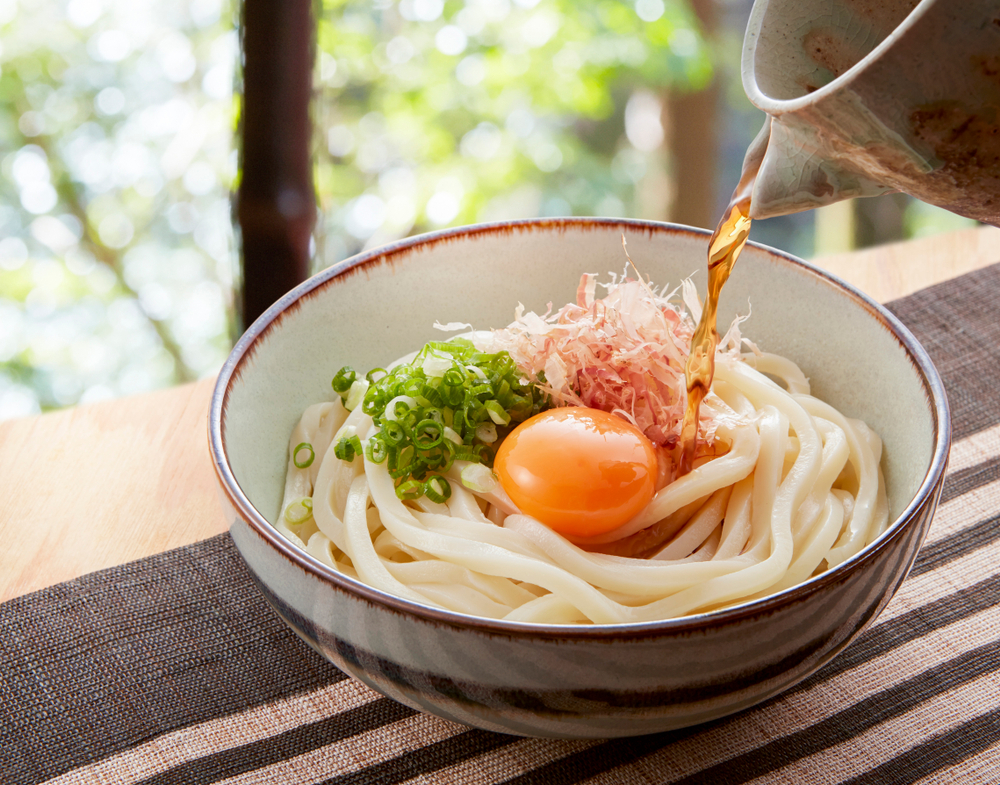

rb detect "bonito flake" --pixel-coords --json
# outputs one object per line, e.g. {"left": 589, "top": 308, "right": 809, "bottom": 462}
{"left": 475, "top": 272, "right": 749, "bottom": 448}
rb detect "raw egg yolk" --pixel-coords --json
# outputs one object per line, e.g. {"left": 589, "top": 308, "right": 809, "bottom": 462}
{"left": 494, "top": 407, "right": 657, "bottom": 538}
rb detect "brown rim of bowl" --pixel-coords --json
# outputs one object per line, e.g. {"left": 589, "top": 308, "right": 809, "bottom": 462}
{"left": 209, "top": 217, "right": 952, "bottom": 641}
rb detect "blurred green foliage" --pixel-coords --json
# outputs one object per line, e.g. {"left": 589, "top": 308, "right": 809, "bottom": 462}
{"left": 0, "top": 0, "right": 237, "bottom": 418}
{"left": 313, "top": 0, "right": 710, "bottom": 266}
{"left": 0, "top": 0, "right": 709, "bottom": 419}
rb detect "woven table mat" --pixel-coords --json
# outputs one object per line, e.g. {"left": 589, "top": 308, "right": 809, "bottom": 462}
{"left": 4, "top": 265, "right": 1000, "bottom": 785}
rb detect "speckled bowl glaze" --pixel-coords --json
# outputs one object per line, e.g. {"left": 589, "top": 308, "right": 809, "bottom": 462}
{"left": 209, "top": 218, "right": 950, "bottom": 739}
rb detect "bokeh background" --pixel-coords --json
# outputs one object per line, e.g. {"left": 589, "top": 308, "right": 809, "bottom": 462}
{"left": 0, "top": 0, "right": 977, "bottom": 420}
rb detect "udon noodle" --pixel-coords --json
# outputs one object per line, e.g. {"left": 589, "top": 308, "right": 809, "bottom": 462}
{"left": 276, "top": 275, "right": 888, "bottom": 624}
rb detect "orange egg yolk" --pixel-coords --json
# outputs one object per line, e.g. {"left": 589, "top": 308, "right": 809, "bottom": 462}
{"left": 494, "top": 407, "right": 658, "bottom": 538}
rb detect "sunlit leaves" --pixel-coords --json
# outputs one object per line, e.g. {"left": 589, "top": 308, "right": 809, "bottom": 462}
{"left": 0, "top": 0, "right": 711, "bottom": 419}
{"left": 314, "top": 0, "right": 709, "bottom": 266}
{"left": 0, "top": 0, "right": 235, "bottom": 418}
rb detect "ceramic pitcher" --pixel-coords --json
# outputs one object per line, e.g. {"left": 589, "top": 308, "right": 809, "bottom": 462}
{"left": 742, "top": 0, "right": 1000, "bottom": 225}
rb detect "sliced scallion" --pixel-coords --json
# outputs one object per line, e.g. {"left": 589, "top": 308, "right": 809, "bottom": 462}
{"left": 413, "top": 419, "right": 444, "bottom": 449}
{"left": 293, "top": 442, "right": 315, "bottom": 469}
{"left": 475, "top": 422, "right": 497, "bottom": 444}
{"left": 396, "top": 479, "right": 423, "bottom": 501}
{"left": 284, "top": 497, "right": 314, "bottom": 525}
{"left": 424, "top": 475, "right": 452, "bottom": 504}
{"left": 344, "top": 379, "right": 369, "bottom": 411}
{"left": 485, "top": 400, "right": 511, "bottom": 426}
{"left": 331, "top": 367, "right": 356, "bottom": 394}
{"left": 334, "top": 434, "right": 363, "bottom": 462}
{"left": 460, "top": 463, "right": 497, "bottom": 494}
{"left": 365, "top": 435, "right": 388, "bottom": 463}
{"left": 329, "top": 337, "right": 549, "bottom": 501}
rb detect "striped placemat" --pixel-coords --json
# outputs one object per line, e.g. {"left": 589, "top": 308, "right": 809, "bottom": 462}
{"left": 4, "top": 264, "right": 1000, "bottom": 785}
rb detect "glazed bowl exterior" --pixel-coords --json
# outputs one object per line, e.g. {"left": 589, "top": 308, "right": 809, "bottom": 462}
{"left": 209, "top": 218, "right": 950, "bottom": 738}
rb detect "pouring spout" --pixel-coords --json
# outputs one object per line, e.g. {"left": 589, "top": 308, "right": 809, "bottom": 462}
{"left": 747, "top": 116, "right": 893, "bottom": 220}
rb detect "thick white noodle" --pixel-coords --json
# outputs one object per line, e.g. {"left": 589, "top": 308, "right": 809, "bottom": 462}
{"left": 651, "top": 487, "right": 731, "bottom": 561}
{"left": 276, "top": 352, "right": 887, "bottom": 624}
{"left": 742, "top": 352, "right": 811, "bottom": 394}
{"left": 310, "top": 405, "right": 372, "bottom": 557}
{"left": 278, "top": 401, "right": 351, "bottom": 548}
{"left": 794, "top": 395, "right": 887, "bottom": 566}
{"left": 574, "top": 419, "right": 761, "bottom": 544}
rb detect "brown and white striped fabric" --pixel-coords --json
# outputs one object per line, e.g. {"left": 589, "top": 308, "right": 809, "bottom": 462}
{"left": 4, "top": 264, "right": 1000, "bottom": 785}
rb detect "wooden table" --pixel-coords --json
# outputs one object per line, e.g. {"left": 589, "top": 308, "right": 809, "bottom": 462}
{"left": 3, "top": 225, "right": 999, "bottom": 603}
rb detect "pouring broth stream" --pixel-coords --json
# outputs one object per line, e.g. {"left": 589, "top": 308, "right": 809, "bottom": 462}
{"left": 679, "top": 156, "right": 761, "bottom": 475}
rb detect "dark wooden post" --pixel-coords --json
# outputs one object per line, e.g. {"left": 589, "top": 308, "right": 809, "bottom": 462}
{"left": 235, "top": 0, "right": 316, "bottom": 330}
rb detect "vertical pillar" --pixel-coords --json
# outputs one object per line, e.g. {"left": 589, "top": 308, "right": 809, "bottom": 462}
{"left": 235, "top": 0, "right": 316, "bottom": 330}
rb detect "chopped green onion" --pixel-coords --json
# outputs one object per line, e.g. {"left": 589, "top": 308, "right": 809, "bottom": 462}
{"left": 413, "top": 419, "right": 443, "bottom": 449}
{"left": 475, "top": 423, "right": 497, "bottom": 444}
{"left": 455, "top": 443, "right": 494, "bottom": 466}
{"left": 293, "top": 442, "right": 315, "bottom": 469}
{"left": 345, "top": 379, "right": 369, "bottom": 411}
{"left": 331, "top": 367, "right": 356, "bottom": 394}
{"left": 442, "top": 368, "right": 464, "bottom": 387}
{"left": 381, "top": 420, "right": 406, "bottom": 445}
{"left": 284, "top": 497, "right": 313, "bottom": 525}
{"left": 385, "top": 395, "right": 416, "bottom": 421}
{"left": 391, "top": 444, "right": 415, "bottom": 478}
{"left": 460, "top": 463, "right": 497, "bottom": 494}
{"left": 495, "top": 379, "right": 512, "bottom": 407}
{"left": 402, "top": 377, "right": 425, "bottom": 399}
{"left": 334, "top": 434, "right": 363, "bottom": 461}
{"left": 422, "top": 352, "right": 453, "bottom": 378}
{"left": 328, "top": 338, "right": 550, "bottom": 497}
{"left": 390, "top": 462, "right": 413, "bottom": 480}
{"left": 424, "top": 475, "right": 452, "bottom": 504}
{"left": 395, "top": 479, "right": 423, "bottom": 501}
{"left": 366, "top": 435, "right": 388, "bottom": 463}
{"left": 509, "top": 394, "right": 533, "bottom": 422}
{"left": 485, "top": 400, "right": 511, "bottom": 426}
{"left": 466, "top": 401, "right": 487, "bottom": 425}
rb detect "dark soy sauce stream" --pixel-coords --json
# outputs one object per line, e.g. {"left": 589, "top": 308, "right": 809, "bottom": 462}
{"left": 678, "top": 152, "right": 764, "bottom": 476}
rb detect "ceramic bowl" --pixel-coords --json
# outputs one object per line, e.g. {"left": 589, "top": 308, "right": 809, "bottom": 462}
{"left": 209, "top": 218, "right": 950, "bottom": 738}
